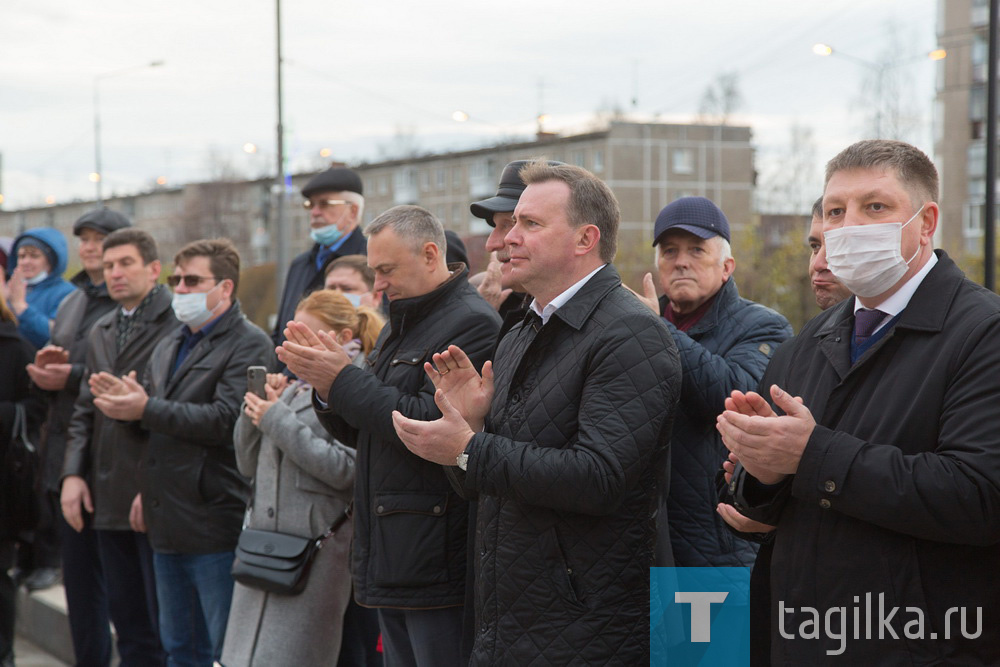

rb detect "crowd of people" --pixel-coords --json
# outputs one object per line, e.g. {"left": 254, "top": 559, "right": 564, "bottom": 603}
{"left": 0, "top": 137, "right": 998, "bottom": 666}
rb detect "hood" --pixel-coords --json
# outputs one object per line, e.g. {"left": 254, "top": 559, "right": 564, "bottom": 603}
{"left": 11, "top": 227, "right": 69, "bottom": 276}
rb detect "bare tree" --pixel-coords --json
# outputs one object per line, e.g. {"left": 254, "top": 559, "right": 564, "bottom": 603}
{"left": 757, "top": 122, "right": 820, "bottom": 215}
{"left": 855, "top": 21, "right": 922, "bottom": 141}
{"left": 697, "top": 72, "right": 743, "bottom": 125}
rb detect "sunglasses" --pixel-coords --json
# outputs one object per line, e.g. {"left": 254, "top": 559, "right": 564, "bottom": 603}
{"left": 303, "top": 199, "right": 350, "bottom": 211}
{"left": 166, "top": 275, "right": 217, "bottom": 288}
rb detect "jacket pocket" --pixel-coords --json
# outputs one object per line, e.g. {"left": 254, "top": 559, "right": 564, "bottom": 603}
{"left": 371, "top": 491, "right": 449, "bottom": 587}
{"left": 539, "top": 526, "right": 586, "bottom": 609}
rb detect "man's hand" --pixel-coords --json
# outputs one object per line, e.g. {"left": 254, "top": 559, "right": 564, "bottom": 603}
{"left": 477, "top": 254, "right": 513, "bottom": 311}
{"left": 93, "top": 371, "right": 148, "bottom": 421}
{"left": 623, "top": 272, "right": 660, "bottom": 316}
{"left": 717, "top": 384, "right": 815, "bottom": 484}
{"left": 129, "top": 494, "right": 146, "bottom": 533}
{"left": 392, "top": 389, "right": 476, "bottom": 465}
{"left": 244, "top": 384, "right": 280, "bottom": 427}
{"left": 717, "top": 503, "right": 776, "bottom": 534}
{"left": 60, "top": 475, "right": 93, "bottom": 533}
{"left": 425, "top": 345, "right": 493, "bottom": 432}
{"left": 276, "top": 321, "right": 350, "bottom": 398}
{"left": 36, "top": 346, "right": 69, "bottom": 367}
{"left": 27, "top": 360, "right": 73, "bottom": 391}
{"left": 89, "top": 371, "right": 128, "bottom": 398}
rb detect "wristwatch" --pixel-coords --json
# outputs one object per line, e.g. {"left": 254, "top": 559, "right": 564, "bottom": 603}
{"left": 456, "top": 451, "right": 469, "bottom": 471}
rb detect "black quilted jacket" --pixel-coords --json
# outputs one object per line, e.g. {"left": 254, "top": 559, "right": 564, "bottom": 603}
{"left": 316, "top": 266, "right": 501, "bottom": 608}
{"left": 460, "top": 265, "right": 681, "bottom": 666}
{"left": 659, "top": 278, "right": 791, "bottom": 567}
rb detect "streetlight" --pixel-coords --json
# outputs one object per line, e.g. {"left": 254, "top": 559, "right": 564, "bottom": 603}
{"left": 93, "top": 60, "right": 164, "bottom": 204}
{"left": 811, "top": 44, "right": 945, "bottom": 138}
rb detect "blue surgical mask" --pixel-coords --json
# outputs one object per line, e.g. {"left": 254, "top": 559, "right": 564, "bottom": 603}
{"left": 310, "top": 224, "right": 343, "bottom": 246}
{"left": 342, "top": 292, "right": 362, "bottom": 307}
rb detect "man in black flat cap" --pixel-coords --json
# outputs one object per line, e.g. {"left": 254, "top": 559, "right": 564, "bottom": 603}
{"left": 26, "top": 208, "right": 131, "bottom": 665}
{"left": 272, "top": 166, "right": 367, "bottom": 348}
{"left": 628, "top": 196, "right": 791, "bottom": 569}
{"left": 470, "top": 159, "right": 564, "bottom": 323}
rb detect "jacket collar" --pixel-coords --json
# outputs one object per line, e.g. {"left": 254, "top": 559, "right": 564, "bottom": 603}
{"left": 386, "top": 264, "right": 470, "bottom": 335}
{"left": 98, "top": 284, "right": 174, "bottom": 330}
{"left": 548, "top": 264, "right": 622, "bottom": 331}
{"left": 308, "top": 225, "right": 367, "bottom": 266}
{"left": 815, "top": 250, "right": 960, "bottom": 339}
{"left": 657, "top": 276, "right": 739, "bottom": 334}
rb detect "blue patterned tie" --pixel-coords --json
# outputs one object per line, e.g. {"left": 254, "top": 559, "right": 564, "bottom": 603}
{"left": 854, "top": 308, "right": 887, "bottom": 347}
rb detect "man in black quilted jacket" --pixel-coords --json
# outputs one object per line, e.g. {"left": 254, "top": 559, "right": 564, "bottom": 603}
{"left": 628, "top": 196, "right": 792, "bottom": 567}
{"left": 392, "top": 162, "right": 681, "bottom": 665}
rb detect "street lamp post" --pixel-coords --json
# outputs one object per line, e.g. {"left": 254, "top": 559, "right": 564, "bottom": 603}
{"left": 93, "top": 60, "right": 164, "bottom": 204}
{"left": 812, "top": 44, "right": 945, "bottom": 138}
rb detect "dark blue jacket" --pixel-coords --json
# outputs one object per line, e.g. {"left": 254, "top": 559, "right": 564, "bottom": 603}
{"left": 659, "top": 277, "right": 792, "bottom": 567}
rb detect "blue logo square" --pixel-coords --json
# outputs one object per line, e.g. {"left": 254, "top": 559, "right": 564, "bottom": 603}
{"left": 650, "top": 567, "right": 752, "bottom": 666}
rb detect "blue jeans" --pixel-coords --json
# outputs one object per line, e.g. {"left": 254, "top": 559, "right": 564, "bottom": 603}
{"left": 152, "top": 551, "right": 234, "bottom": 667}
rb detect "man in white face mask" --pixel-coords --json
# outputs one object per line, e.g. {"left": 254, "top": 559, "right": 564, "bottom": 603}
{"left": 90, "top": 238, "right": 275, "bottom": 665}
{"left": 717, "top": 139, "right": 1000, "bottom": 663}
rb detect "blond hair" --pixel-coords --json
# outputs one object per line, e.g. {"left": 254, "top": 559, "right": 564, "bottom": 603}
{"left": 296, "top": 290, "right": 384, "bottom": 354}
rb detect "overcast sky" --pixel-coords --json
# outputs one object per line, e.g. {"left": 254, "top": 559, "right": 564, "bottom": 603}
{"left": 0, "top": 0, "right": 938, "bottom": 209}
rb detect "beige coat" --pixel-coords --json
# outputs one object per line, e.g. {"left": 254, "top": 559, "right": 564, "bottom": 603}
{"left": 221, "top": 374, "right": 356, "bottom": 667}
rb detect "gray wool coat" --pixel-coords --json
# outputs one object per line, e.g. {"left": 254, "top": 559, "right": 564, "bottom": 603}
{"left": 221, "top": 371, "right": 357, "bottom": 667}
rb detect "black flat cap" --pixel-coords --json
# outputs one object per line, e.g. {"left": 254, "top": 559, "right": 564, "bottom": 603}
{"left": 73, "top": 207, "right": 132, "bottom": 236}
{"left": 302, "top": 167, "right": 363, "bottom": 199}
{"left": 470, "top": 159, "right": 564, "bottom": 226}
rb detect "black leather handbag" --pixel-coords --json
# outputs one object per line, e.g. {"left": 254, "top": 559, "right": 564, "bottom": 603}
{"left": 231, "top": 506, "right": 350, "bottom": 596}
{"left": 1, "top": 404, "right": 39, "bottom": 534}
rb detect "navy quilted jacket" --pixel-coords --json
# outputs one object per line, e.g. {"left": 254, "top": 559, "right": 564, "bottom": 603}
{"left": 461, "top": 265, "right": 681, "bottom": 666}
{"left": 659, "top": 278, "right": 792, "bottom": 567}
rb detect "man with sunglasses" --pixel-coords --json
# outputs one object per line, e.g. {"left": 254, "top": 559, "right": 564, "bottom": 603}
{"left": 273, "top": 167, "right": 366, "bottom": 351}
{"left": 92, "top": 239, "right": 275, "bottom": 666}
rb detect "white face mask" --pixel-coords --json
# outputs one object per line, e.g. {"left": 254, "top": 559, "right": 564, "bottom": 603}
{"left": 823, "top": 204, "right": 924, "bottom": 298}
{"left": 171, "top": 282, "right": 223, "bottom": 328}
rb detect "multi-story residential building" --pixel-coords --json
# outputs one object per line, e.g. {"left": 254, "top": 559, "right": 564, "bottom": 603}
{"left": 0, "top": 120, "right": 755, "bottom": 288}
{"left": 935, "top": 0, "right": 990, "bottom": 258}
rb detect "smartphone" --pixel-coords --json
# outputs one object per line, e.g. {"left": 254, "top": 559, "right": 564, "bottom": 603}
{"left": 247, "top": 366, "right": 267, "bottom": 399}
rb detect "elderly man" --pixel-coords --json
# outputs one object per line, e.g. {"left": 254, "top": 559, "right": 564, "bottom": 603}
{"left": 279, "top": 205, "right": 499, "bottom": 667}
{"left": 631, "top": 196, "right": 791, "bottom": 568}
{"left": 273, "top": 167, "right": 366, "bottom": 349}
{"left": 721, "top": 140, "right": 1000, "bottom": 662}
{"left": 391, "top": 162, "right": 681, "bottom": 665}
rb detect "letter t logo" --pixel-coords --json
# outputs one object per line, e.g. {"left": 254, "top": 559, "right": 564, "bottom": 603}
{"left": 675, "top": 591, "right": 729, "bottom": 642}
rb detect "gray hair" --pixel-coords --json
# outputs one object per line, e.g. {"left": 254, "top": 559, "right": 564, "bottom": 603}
{"left": 342, "top": 191, "right": 365, "bottom": 221}
{"left": 365, "top": 205, "right": 446, "bottom": 255}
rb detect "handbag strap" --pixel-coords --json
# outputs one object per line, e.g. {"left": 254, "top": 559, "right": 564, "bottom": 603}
{"left": 315, "top": 502, "right": 352, "bottom": 548}
{"left": 12, "top": 403, "right": 35, "bottom": 454}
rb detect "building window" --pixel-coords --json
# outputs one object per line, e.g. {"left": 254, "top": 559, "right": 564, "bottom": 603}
{"left": 672, "top": 148, "right": 695, "bottom": 174}
{"left": 964, "top": 203, "right": 987, "bottom": 238}
{"left": 968, "top": 142, "right": 986, "bottom": 179}
{"left": 572, "top": 150, "right": 586, "bottom": 167}
{"left": 453, "top": 167, "right": 462, "bottom": 187}
{"left": 593, "top": 150, "right": 604, "bottom": 172}
{"left": 436, "top": 168, "right": 446, "bottom": 190}
{"left": 378, "top": 176, "right": 388, "bottom": 195}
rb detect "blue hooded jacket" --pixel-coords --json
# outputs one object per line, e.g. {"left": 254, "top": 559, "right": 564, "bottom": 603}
{"left": 10, "top": 227, "right": 74, "bottom": 348}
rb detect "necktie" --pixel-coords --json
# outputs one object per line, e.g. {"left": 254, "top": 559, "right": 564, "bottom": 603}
{"left": 853, "top": 308, "right": 887, "bottom": 347}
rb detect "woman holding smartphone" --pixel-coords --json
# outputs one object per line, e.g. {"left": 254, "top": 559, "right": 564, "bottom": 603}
{"left": 222, "top": 290, "right": 383, "bottom": 667}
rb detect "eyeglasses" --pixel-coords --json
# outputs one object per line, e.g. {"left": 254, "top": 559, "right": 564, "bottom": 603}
{"left": 167, "top": 275, "right": 217, "bottom": 288}
{"left": 303, "top": 199, "right": 350, "bottom": 211}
